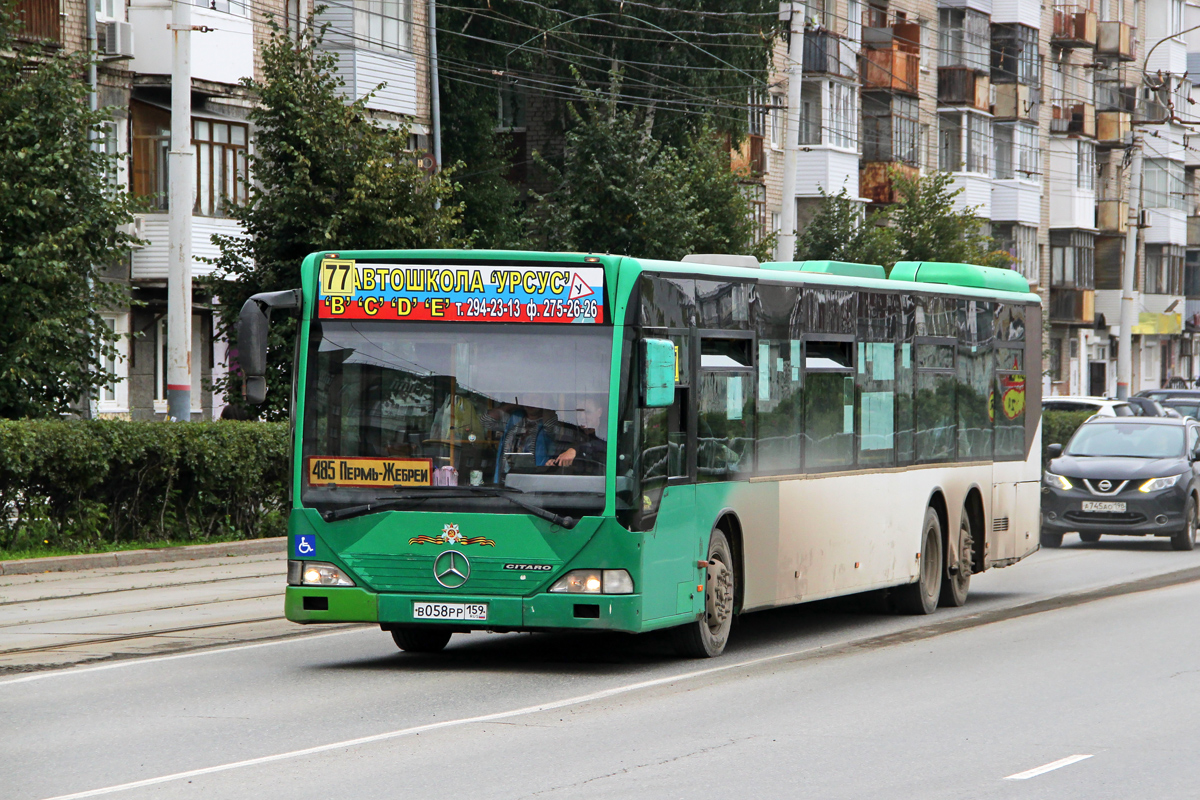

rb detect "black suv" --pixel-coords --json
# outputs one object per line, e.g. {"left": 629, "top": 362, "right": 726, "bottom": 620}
{"left": 1041, "top": 416, "right": 1200, "bottom": 549}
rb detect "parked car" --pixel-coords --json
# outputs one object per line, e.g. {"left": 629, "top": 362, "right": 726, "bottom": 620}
{"left": 1162, "top": 398, "right": 1200, "bottom": 420}
{"left": 1041, "top": 416, "right": 1200, "bottom": 550}
{"left": 1042, "top": 397, "right": 1136, "bottom": 416}
{"left": 1137, "top": 388, "right": 1200, "bottom": 402}
{"left": 1124, "top": 396, "right": 1171, "bottom": 417}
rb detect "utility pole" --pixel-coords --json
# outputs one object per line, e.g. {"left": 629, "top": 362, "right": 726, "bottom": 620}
{"left": 775, "top": 0, "right": 804, "bottom": 262}
{"left": 167, "top": 0, "right": 193, "bottom": 421}
{"left": 86, "top": 0, "right": 98, "bottom": 421}
{"left": 1116, "top": 132, "right": 1142, "bottom": 399}
{"left": 428, "top": 0, "right": 442, "bottom": 171}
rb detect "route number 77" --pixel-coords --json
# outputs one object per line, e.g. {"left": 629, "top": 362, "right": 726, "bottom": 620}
{"left": 320, "top": 259, "right": 358, "bottom": 296}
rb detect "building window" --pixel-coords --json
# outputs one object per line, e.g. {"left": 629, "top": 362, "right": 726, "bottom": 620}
{"left": 993, "top": 121, "right": 1039, "bottom": 181}
{"left": 193, "top": 119, "right": 248, "bottom": 218}
{"left": 992, "top": 24, "right": 1039, "bottom": 86}
{"left": 1144, "top": 158, "right": 1187, "bottom": 211}
{"left": 994, "top": 223, "right": 1038, "bottom": 282}
{"left": 828, "top": 81, "right": 856, "bottom": 150}
{"left": 98, "top": 313, "right": 129, "bottom": 413}
{"left": 1186, "top": 250, "right": 1200, "bottom": 298}
{"left": 355, "top": 0, "right": 411, "bottom": 54}
{"left": 131, "top": 101, "right": 170, "bottom": 211}
{"left": 1050, "top": 229, "right": 1095, "bottom": 289}
{"left": 1077, "top": 140, "right": 1096, "bottom": 192}
{"left": 798, "top": 82, "right": 821, "bottom": 145}
{"left": 863, "top": 93, "right": 919, "bottom": 165}
{"left": 939, "top": 112, "right": 990, "bottom": 174}
{"left": 769, "top": 94, "right": 784, "bottom": 148}
{"left": 155, "top": 316, "right": 168, "bottom": 409}
{"left": 938, "top": 8, "right": 989, "bottom": 71}
{"left": 1145, "top": 244, "right": 1185, "bottom": 295}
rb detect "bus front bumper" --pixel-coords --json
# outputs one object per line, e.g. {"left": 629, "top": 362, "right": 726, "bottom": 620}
{"left": 285, "top": 586, "right": 647, "bottom": 633}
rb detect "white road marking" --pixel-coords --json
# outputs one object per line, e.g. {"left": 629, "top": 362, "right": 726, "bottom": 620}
{"left": 0, "top": 628, "right": 365, "bottom": 687}
{"left": 1004, "top": 754, "right": 1094, "bottom": 780}
{"left": 36, "top": 645, "right": 826, "bottom": 800}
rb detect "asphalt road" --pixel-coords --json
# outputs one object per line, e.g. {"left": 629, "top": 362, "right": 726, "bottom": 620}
{"left": 5, "top": 534, "right": 1200, "bottom": 800}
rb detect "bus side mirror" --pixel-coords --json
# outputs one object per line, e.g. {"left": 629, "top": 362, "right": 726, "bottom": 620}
{"left": 641, "top": 338, "right": 675, "bottom": 408}
{"left": 237, "top": 289, "right": 301, "bottom": 405}
{"left": 1046, "top": 443, "right": 1063, "bottom": 460}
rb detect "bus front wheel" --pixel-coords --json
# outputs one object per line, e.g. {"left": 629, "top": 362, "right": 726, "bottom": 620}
{"left": 672, "top": 528, "right": 735, "bottom": 658}
{"left": 391, "top": 628, "right": 453, "bottom": 653}
{"left": 893, "top": 508, "right": 943, "bottom": 615}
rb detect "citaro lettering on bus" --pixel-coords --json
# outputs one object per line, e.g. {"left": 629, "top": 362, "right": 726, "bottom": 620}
{"left": 307, "top": 457, "right": 432, "bottom": 488}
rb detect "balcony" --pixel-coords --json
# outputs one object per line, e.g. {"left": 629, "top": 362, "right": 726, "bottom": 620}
{"left": 862, "top": 48, "right": 920, "bottom": 94}
{"left": 994, "top": 84, "right": 1039, "bottom": 122}
{"left": 1098, "top": 200, "right": 1128, "bottom": 233}
{"left": 1096, "top": 110, "right": 1131, "bottom": 145}
{"left": 860, "top": 162, "right": 919, "bottom": 204}
{"left": 129, "top": 0, "right": 254, "bottom": 86}
{"left": 1069, "top": 102, "right": 1096, "bottom": 137}
{"left": 1188, "top": 216, "right": 1200, "bottom": 247}
{"left": 731, "top": 134, "right": 766, "bottom": 178}
{"left": 1049, "top": 288, "right": 1096, "bottom": 324}
{"left": 1052, "top": 6, "right": 1097, "bottom": 48}
{"left": 13, "top": 0, "right": 59, "bottom": 44}
{"left": 938, "top": 67, "right": 990, "bottom": 111}
{"left": 803, "top": 32, "right": 855, "bottom": 79}
{"left": 1096, "top": 21, "right": 1134, "bottom": 60}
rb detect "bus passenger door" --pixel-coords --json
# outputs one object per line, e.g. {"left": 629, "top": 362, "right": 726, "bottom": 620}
{"left": 643, "top": 484, "right": 698, "bottom": 621}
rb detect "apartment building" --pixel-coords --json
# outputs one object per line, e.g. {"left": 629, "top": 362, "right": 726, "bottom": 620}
{"left": 753, "top": 0, "right": 1200, "bottom": 396}
{"left": 13, "top": 0, "right": 431, "bottom": 419}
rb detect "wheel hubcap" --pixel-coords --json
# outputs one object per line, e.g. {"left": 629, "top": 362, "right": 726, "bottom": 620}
{"left": 705, "top": 558, "right": 733, "bottom": 632}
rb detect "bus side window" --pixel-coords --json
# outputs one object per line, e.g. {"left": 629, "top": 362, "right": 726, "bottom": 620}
{"left": 957, "top": 300, "right": 994, "bottom": 461}
{"left": 857, "top": 293, "right": 898, "bottom": 467}
{"left": 698, "top": 337, "right": 754, "bottom": 481}
{"left": 755, "top": 282, "right": 803, "bottom": 474}
{"left": 994, "top": 303, "right": 1027, "bottom": 461}
{"left": 804, "top": 339, "right": 855, "bottom": 471}
{"left": 895, "top": 295, "right": 916, "bottom": 465}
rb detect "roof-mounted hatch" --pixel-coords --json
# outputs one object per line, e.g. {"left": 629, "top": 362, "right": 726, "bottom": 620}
{"left": 760, "top": 260, "right": 886, "bottom": 280}
{"left": 681, "top": 254, "right": 760, "bottom": 269}
{"left": 890, "top": 261, "right": 1032, "bottom": 294}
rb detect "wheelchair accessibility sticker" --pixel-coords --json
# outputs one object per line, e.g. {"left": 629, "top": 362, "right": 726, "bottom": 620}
{"left": 294, "top": 535, "right": 316, "bottom": 558}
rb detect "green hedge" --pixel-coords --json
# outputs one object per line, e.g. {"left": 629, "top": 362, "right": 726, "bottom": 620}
{"left": 0, "top": 421, "right": 290, "bottom": 551}
{"left": 1042, "top": 410, "right": 1093, "bottom": 465}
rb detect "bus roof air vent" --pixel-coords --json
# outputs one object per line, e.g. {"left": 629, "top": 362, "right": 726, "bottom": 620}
{"left": 760, "top": 260, "right": 886, "bottom": 280}
{"left": 890, "top": 261, "right": 1031, "bottom": 294}
{"left": 681, "top": 254, "right": 760, "bottom": 269}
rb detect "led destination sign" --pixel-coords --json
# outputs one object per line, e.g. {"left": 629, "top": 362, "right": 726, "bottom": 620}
{"left": 317, "top": 258, "right": 605, "bottom": 323}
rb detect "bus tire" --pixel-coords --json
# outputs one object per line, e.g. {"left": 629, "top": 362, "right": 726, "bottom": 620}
{"left": 391, "top": 628, "right": 453, "bottom": 653}
{"left": 672, "top": 528, "right": 735, "bottom": 658}
{"left": 939, "top": 506, "right": 972, "bottom": 608}
{"left": 893, "top": 507, "right": 943, "bottom": 615}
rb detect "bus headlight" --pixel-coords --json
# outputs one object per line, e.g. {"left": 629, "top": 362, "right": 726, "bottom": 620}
{"left": 300, "top": 561, "right": 356, "bottom": 587}
{"left": 549, "top": 569, "right": 634, "bottom": 594}
{"left": 1139, "top": 474, "right": 1185, "bottom": 493}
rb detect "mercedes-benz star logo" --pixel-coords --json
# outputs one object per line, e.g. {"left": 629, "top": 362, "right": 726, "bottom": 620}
{"left": 1099, "top": 480, "right": 1113, "bottom": 491}
{"left": 433, "top": 550, "right": 470, "bottom": 588}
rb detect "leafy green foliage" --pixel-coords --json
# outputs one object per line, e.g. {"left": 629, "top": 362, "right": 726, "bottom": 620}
{"left": 205, "top": 18, "right": 464, "bottom": 419}
{"left": 0, "top": 421, "right": 289, "bottom": 551}
{"left": 535, "top": 85, "right": 770, "bottom": 260}
{"left": 0, "top": 4, "right": 140, "bottom": 418}
{"left": 794, "top": 172, "right": 1012, "bottom": 271}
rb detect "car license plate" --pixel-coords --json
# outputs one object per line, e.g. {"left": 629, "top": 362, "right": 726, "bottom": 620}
{"left": 1081, "top": 501, "right": 1126, "bottom": 513}
{"left": 412, "top": 602, "right": 487, "bottom": 621}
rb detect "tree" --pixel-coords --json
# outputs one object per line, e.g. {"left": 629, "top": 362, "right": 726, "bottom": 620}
{"left": 0, "top": 3, "right": 140, "bottom": 418}
{"left": 535, "top": 83, "right": 770, "bottom": 261}
{"left": 207, "top": 18, "right": 463, "bottom": 420}
{"left": 794, "top": 171, "right": 1010, "bottom": 271}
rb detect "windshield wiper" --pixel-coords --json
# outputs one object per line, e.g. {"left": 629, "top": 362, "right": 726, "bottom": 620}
{"left": 321, "top": 487, "right": 578, "bottom": 528}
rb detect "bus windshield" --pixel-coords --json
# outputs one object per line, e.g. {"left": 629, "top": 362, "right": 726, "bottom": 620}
{"left": 302, "top": 320, "right": 613, "bottom": 515}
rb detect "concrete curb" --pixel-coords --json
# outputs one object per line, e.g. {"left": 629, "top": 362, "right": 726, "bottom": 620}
{"left": 0, "top": 537, "right": 287, "bottom": 576}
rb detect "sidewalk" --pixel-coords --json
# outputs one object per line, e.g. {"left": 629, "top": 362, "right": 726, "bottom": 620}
{"left": 0, "top": 541, "right": 360, "bottom": 673}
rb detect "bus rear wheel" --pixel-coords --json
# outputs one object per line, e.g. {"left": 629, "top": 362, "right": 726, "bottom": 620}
{"left": 939, "top": 506, "right": 972, "bottom": 608}
{"left": 893, "top": 508, "right": 943, "bottom": 615}
{"left": 391, "top": 628, "right": 453, "bottom": 653}
{"left": 672, "top": 528, "right": 735, "bottom": 658}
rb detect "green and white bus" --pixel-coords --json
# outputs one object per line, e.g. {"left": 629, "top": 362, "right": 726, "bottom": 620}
{"left": 239, "top": 250, "right": 1042, "bottom": 658}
